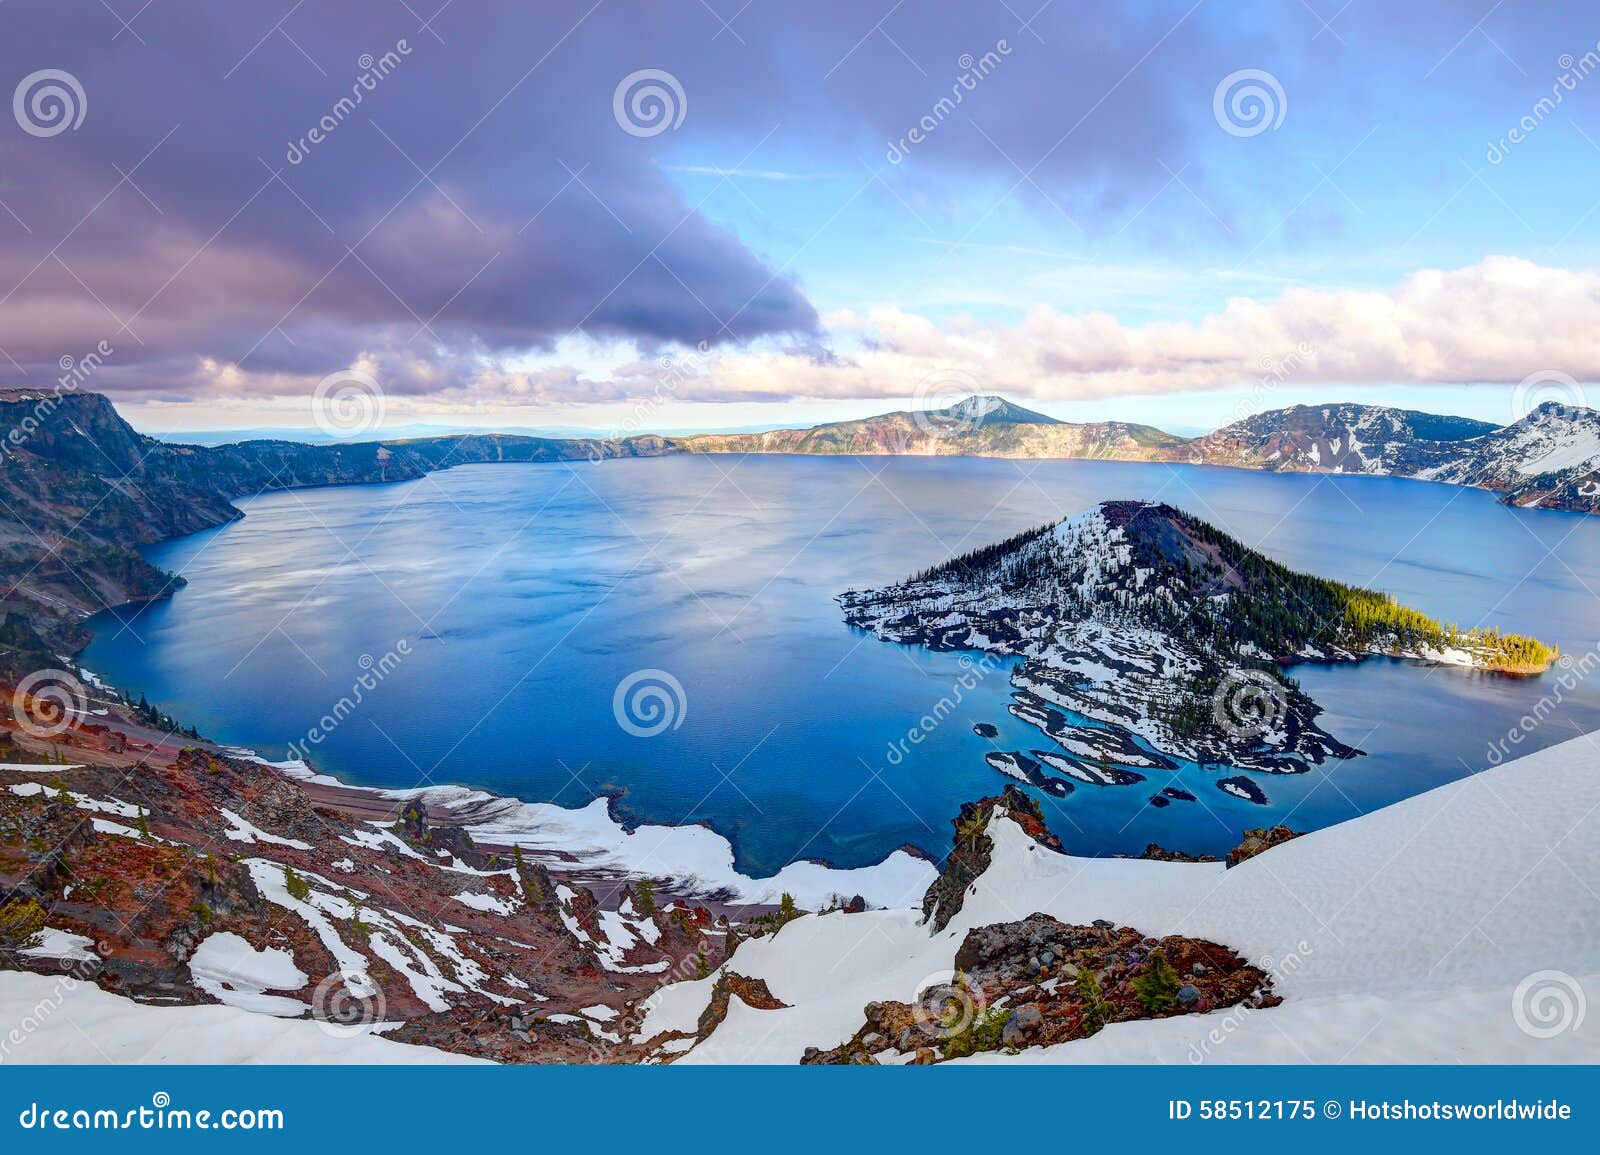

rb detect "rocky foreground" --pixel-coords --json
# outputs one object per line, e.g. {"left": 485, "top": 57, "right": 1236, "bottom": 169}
{"left": 0, "top": 672, "right": 1297, "bottom": 1065}
{"left": 0, "top": 689, "right": 751, "bottom": 1063}
{"left": 5, "top": 679, "right": 1599, "bottom": 1066}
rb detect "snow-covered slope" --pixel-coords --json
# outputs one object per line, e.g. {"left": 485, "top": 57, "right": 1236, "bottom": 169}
{"left": 1201, "top": 401, "right": 1600, "bottom": 513}
{"left": 650, "top": 731, "right": 1600, "bottom": 1064}
{"left": 1196, "top": 402, "right": 1498, "bottom": 476}
{"left": 1416, "top": 402, "right": 1600, "bottom": 510}
{"left": 0, "top": 971, "right": 487, "bottom": 1064}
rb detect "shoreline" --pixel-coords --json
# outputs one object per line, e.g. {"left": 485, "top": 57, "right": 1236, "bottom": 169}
{"left": 242, "top": 751, "right": 938, "bottom": 911}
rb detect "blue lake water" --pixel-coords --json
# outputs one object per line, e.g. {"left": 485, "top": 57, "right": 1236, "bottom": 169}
{"left": 84, "top": 455, "right": 1600, "bottom": 875}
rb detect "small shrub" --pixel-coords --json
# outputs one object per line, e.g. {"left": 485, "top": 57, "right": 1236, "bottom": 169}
{"left": 1077, "top": 967, "right": 1109, "bottom": 1037}
{"left": 1132, "top": 948, "right": 1181, "bottom": 1014}
{"left": 282, "top": 866, "right": 311, "bottom": 902}
{"left": 0, "top": 898, "right": 47, "bottom": 951}
{"left": 940, "top": 1004, "right": 1009, "bottom": 1059}
{"left": 633, "top": 878, "right": 656, "bottom": 916}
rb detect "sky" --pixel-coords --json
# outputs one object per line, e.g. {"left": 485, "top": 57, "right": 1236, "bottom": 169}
{"left": 3, "top": 0, "right": 1600, "bottom": 435}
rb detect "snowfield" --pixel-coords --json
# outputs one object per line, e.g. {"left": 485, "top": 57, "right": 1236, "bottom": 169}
{"left": 655, "top": 730, "right": 1600, "bottom": 1064}
{"left": 267, "top": 758, "right": 937, "bottom": 910}
{"left": 0, "top": 971, "right": 485, "bottom": 1064}
{"left": 4, "top": 731, "right": 1596, "bottom": 1064}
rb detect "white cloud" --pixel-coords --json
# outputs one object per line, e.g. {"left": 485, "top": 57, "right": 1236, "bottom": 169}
{"left": 116, "top": 256, "right": 1600, "bottom": 416}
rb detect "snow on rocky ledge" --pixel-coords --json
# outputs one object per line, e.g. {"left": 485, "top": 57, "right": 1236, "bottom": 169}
{"left": 657, "top": 730, "right": 1600, "bottom": 1064}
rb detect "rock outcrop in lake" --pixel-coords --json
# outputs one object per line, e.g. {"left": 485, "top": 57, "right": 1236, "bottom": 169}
{"left": 840, "top": 500, "right": 1554, "bottom": 793}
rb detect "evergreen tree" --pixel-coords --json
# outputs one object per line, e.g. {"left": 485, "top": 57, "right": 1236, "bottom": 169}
{"left": 634, "top": 878, "right": 656, "bottom": 916}
{"left": 283, "top": 866, "right": 311, "bottom": 902}
{"left": 1131, "top": 948, "right": 1181, "bottom": 1013}
{"left": 0, "top": 897, "right": 46, "bottom": 950}
{"left": 1077, "top": 967, "right": 1108, "bottom": 1037}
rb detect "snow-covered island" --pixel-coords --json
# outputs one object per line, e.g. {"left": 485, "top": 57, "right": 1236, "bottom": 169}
{"left": 840, "top": 501, "right": 1556, "bottom": 796}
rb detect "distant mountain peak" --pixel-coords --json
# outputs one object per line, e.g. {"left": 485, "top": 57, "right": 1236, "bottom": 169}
{"left": 931, "top": 394, "right": 1061, "bottom": 426}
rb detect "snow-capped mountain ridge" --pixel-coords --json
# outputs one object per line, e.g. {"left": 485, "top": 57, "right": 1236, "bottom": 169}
{"left": 1197, "top": 400, "right": 1600, "bottom": 510}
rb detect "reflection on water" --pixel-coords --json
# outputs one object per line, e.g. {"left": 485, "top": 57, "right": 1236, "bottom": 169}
{"left": 86, "top": 455, "right": 1600, "bottom": 874}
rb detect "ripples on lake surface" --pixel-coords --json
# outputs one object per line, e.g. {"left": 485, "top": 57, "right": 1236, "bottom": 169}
{"left": 86, "top": 456, "right": 1600, "bottom": 875}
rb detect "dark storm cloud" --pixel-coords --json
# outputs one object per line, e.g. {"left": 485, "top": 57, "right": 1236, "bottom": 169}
{"left": 0, "top": 0, "right": 1586, "bottom": 403}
